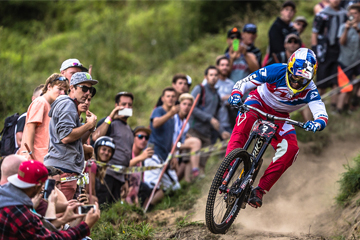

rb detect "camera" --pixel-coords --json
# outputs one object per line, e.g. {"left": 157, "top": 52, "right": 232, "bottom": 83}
{"left": 78, "top": 204, "right": 96, "bottom": 215}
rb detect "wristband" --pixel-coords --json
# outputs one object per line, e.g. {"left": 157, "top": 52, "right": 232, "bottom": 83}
{"left": 105, "top": 116, "right": 112, "bottom": 125}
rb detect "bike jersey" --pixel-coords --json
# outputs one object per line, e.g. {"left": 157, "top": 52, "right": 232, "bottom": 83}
{"left": 232, "top": 63, "right": 328, "bottom": 130}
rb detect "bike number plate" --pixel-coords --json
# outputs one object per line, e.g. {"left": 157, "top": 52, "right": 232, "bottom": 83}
{"left": 253, "top": 121, "right": 277, "bottom": 138}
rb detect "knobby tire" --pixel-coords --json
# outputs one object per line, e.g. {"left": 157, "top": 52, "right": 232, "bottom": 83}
{"left": 205, "top": 148, "right": 251, "bottom": 234}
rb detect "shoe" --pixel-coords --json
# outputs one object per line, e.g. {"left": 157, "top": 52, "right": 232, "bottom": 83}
{"left": 248, "top": 187, "right": 265, "bottom": 208}
{"left": 192, "top": 168, "right": 199, "bottom": 178}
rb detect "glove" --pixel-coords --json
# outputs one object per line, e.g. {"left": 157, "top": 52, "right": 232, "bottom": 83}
{"left": 303, "top": 121, "right": 320, "bottom": 133}
{"left": 228, "top": 93, "right": 242, "bottom": 106}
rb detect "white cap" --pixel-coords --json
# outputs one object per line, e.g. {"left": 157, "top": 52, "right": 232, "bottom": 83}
{"left": 60, "top": 59, "right": 88, "bottom": 72}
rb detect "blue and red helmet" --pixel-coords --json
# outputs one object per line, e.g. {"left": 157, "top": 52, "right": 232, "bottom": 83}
{"left": 286, "top": 48, "right": 318, "bottom": 96}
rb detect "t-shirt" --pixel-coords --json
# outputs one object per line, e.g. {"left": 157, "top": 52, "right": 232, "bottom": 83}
{"left": 149, "top": 106, "right": 174, "bottom": 162}
{"left": 19, "top": 96, "right": 51, "bottom": 163}
{"left": 226, "top": 53, "right": 251, "bottom": 83}
{"left": 215, "top": 78, "right": 234, "bottom": 128}
{"left": 337, "top": 23, "right": 360, "bottom": 67}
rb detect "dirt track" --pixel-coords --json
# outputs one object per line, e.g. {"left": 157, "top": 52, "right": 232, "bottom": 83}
{"left": 188, "top": 135, "right": 360, "bottom": 240}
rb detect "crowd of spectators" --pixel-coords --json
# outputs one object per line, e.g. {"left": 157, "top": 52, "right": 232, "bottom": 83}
{"left": 0, "top": 0, "right": 360, "bottom": 238}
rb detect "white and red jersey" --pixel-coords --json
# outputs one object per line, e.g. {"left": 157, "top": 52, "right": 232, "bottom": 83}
{"left": 232, "top": 63, "right": 328, "bottom": 130}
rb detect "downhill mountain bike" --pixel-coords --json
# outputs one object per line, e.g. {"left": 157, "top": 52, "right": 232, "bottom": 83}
{"left": 205, "top": 104, "right": 305, "bottom": 234}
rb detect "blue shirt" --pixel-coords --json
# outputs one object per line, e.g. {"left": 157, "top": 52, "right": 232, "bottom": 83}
{"left": 149, "top": 106, "right": 174, "bottom": 162}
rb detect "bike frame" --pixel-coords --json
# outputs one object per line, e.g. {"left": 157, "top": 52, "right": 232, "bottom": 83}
{"left": 221, "top": 104, "right": 304, "bottom": 198}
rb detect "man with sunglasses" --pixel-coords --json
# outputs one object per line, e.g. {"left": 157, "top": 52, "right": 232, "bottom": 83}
{"left": 266, "top": 34, "right": 301, "bottom": 65}
{"left": 91, "top": 91, "right": 134, "bottom": 204}
{"left": 44, "top": 72, "right": 98, "bottom": 201}
{"left": 227, "top": 48, "right": 328, "bottom": 208}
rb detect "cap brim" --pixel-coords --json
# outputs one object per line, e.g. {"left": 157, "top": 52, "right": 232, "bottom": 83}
{"left": 134, "top": 127, "right": 152, "bottom": 135}
{"left": 80, "top": 79, "right": 98, "bottom": 85}
{"left": 8, "top": 174, "right": 36, "bottom": 189}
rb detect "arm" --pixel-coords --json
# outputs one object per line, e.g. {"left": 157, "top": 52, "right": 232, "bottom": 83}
{"left": 61, "top": 123, "right": 94, "bottom": 145}
{"left": 244, "top": 52, "right": 260, "bottom": 72}
{"left": 308, "top": 91, "right": 329, "bottom": 131}
{"left": 16, "top": 132, "right": 23, "bottom": 147}
{"left": 152, "top": 106, "right": 178, "bottom": 128}
{"left": 129, "top": 148, "right": 154, "bottom": 166}
{"left": 21, "top": 123, "right": 36, "bottom": 154}
{"left": 92, "top": 106, "right": 123, "bottom": 141}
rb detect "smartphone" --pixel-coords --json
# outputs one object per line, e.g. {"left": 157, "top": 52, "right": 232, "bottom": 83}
{"left": 44, "top": 179, "right": 56, "bottom": 201}
{"left": 349, "top": 15, "right": 354, "bottom": 22}
{"left": 147, "top": 142, "right": 154, "bottom": 149}
{"left": 233, "top": 39, "right": 240, "bottom": 52}
{"left": 118, "top": 108, "right": 133, "bottom": 117}
{"left": 78, "top": 204, "right": 96, "bottom": 215}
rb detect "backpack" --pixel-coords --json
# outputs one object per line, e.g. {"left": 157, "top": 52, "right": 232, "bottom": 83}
{"left": 0, "top": 113, "right": 19, "bottom": 157}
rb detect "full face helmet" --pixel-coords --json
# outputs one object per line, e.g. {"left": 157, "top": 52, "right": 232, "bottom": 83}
{"left": 94, "top": 136, "right": 115, "bottom": 161}
{"left": 286, "top": 48, "right": 317, "bottom": 96}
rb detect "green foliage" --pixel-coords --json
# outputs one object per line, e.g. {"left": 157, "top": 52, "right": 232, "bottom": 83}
{"left": 336, "top": 155, "right": 360, "bottom": 206}
{"left": 175, "top": 214, "right": 203, "bottom": 229}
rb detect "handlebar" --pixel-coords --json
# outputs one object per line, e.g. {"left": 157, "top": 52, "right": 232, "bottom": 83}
{"left": 234, "top": 104, "right": 305, "bottom": 128}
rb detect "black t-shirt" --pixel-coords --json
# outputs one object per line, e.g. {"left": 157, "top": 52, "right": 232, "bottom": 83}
{"left": 268, "top": 17, "right": 297, "bottom": 56}
{"left": 16, "top": 112, "right": 26, "bottom": 133}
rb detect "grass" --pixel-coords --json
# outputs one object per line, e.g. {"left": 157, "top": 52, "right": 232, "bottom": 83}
{"left": 175, "top": 215, "right": 203, "bottom": 229}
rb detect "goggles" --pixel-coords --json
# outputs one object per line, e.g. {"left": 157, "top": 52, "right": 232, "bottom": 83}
{"left": 288, "top": 74, "right": 311, "bottom": 87}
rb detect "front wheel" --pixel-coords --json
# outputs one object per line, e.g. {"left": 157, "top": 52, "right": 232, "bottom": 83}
{"left": 205, "top": 148, "right": 251, "bottom": 234}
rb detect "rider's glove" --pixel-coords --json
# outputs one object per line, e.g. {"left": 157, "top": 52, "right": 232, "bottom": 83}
{"left": 228, "top": 93, "right": 242, "bottom": 106}
{"left": 303, "top": 121, "right": 320, "bottom": 133}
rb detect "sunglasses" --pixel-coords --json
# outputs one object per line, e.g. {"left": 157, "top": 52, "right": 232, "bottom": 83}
{"left": 56, "top": 76, "right": 69, "bottom": 82}
{"left": 75, "top": 85, "right": 96, "bottom": 97}
{"left": 287, "top": 39, "right": 299, "bottom": 44}
{"left": 136, "top": 134, "right": 149, "bottom": 140}
{"left": 289, "top": 74, "right": 311, "bottom": 86}
{"left": 230, "top": 35, "right": 240, "bottom": 39}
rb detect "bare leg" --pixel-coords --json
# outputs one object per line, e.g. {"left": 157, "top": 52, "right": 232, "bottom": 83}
{"left": 181, "top": 137, "right": 201, "bottom": 171}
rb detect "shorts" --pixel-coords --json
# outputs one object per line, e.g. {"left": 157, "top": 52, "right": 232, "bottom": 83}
{"left": 187, "top": 128, "right": 212, "bottom": 168}
{"left": 316, "top": 45, "right": 340, "bottom": 89}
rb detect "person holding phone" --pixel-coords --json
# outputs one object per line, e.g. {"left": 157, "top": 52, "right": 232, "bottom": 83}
{"left": 336, "top": 3, "right": 360, "bottom": 113}
{"left": 91, "top": 92, "right": 135, "bottom": 205}
{"left": 225, "top": 28, "right": 259, "bottom": 84}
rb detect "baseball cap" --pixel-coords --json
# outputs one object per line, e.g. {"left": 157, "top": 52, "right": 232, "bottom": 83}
{"left": 115, "top": 91, "right": 134, "bottom": 103}
{"left": 8, "top": 160, "right": 48, "bottom": 189}
{"left": 133, "top": 126, "right": 152, "bottom": 136}
{"left": 60, "top": 59, "right": 88, "bottom": 72}
{"left": 70, "top": 72, "right": 98, "bottom": 86}
{"left": 284, "top": 33, "right": 300, "bottom": 43}
{"left": 282, "top": 1, "right": 296, "bottom": 10}
{"left": 243, "top": 23, "right": 257, "bottom": 34}
{"left": 227, "top": 27, "right": 241, "bottom": 38}
{"left": 294, "top": 16, "right": 308, "bottom": 28}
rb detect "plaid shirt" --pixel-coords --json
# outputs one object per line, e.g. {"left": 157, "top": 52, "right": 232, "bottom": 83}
{"left": 0, "top": 205, "right": 90, "bottom": 240}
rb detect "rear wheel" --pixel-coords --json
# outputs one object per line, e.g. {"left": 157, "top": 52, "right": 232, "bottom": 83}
{"left": 205, "top": 148, "right": 251, "bottom": 234}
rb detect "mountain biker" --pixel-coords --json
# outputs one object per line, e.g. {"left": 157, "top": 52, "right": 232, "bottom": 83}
{"left": 227, "top": 48, "right": 328, "bottom": 208}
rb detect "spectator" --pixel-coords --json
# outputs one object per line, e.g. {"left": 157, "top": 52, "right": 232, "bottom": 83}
{"left": 340, "top": 0, "right": 360, "bottom": 10}
{"left": 18, "top": 74, "right": 69, "bottom": 162}
{"left": 268, "top": 1, "right": 297, "bottom": 58}
{"left": 225, "top": 27, "right": 241, "bottom": 54}
{"left": 60, "top": 58, "right": 88, "bottom": 81}
{"left": 242, "top": 23, "right": 262, "bottom": 67}
{"left": 293, "top": 16, "right": 308, "bottom": 36}
{"left": 173, "top": 93, "right": 202, "bottom": 182}
{"left": 215, "top": 56, "right": 236, "bottom": 131}
{"left": 126, "top": 126, "right": 154, "bottom": 205}
{"left": 44, "top": 72, "right": 98, "bottom": 201}
{"left": 15, "top": 84, "right": 44, "bottom": 149}
{"left": 143, "top": 87, "right": 181, "bottom": 207}
{"left": 227, "top": 33, "right": 259, "bottom": 83}
{"left": 0, "top": 160, "right": 100, "bottom": 239}
{"left": 314, "top": 0, "right": 330, "bottom": 14}
{"left": 92, "top": 91, "right": 134, "bottom": 205}
{"left": 267, "top": 34, "right": 301, "bottom": 65}
{"left": 189, "top": 66, "right": 231, "bottom": 175}
{"left": 312, "top": 0, "right": 347, "bottom": 110}
{"left": 336, "top": 3, "right": 360, "bottom": 113}
{"left": 0, "top": 154, "right": 26, "bottom": 185}
{"left": 155, "top": 74, "right": 190, "bottom": 107}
